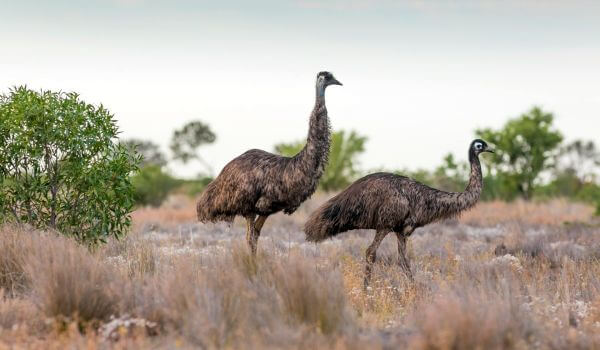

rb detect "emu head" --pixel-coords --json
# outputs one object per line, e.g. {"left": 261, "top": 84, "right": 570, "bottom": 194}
{"left": 469, "top": 139, "right": 494, "bottom": 161}
{"left": 316, "top": 71, "right": 342, "bottom": 96}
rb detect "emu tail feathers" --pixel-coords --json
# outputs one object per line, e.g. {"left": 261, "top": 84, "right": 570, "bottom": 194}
{"left": 304, "top": 199, "right": 349, "bottom": 242}
{"left": 196, "top": 183, "right": 235, "bottom": 223}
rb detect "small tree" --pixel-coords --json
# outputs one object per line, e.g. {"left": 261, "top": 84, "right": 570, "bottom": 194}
{"left": 170, "top": 121, "right": 216, "bottom": 175}
{"left": 0, "top": 87, "right": 139, "bottom": 245}
{"left": 556, "top": 140, "right": 599, "bottom": 184}
{"left": 121, "top": 139, "right": 167, "bottom": 168}
{"left": 541, "top": 140, "right": 600, "bottom": 212}
{"left": 476, "top": 107, "right": 563, "bottom": 200}
{"left": 275, "top": 130, "right": 367, "bottom": 191}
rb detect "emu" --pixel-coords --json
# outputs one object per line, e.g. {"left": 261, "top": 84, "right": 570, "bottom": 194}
{"left": 197, "top": 71, "right": 342, "bottom": 255}
{"left": 304, "top": 139, "right": 493, "bottom": 287}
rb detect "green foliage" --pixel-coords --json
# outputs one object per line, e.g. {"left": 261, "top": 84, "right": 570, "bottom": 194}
{"left": 477, "top": 107, "right": 563, "bottom": 200}
{"left": 556, "top": 140, "right": 599, "bottom": 183}
{"left": 394, "top": 154, "right": 469, "bottom": 194}
{"left": 170, "top": 121, "right": 216, "bottom": 174}
{"left": 123, "top": 134, "right": 214, "bottom": 206}
{"left": 321, "top": 131, "right": 367, "bottom": 191}
{"left": 396, "top": 168, "right": 432, "bottom": 185}
{"left": 175, "top": 176, "right": 214, "bottom": 197}
{"left": 274, "top": 130, "right": 367, "bottom": 191}
{"left": 131, "top": 168, "right": 212, "bottom": 207}
{"left": 131, "top": 165, "right": 180, "bottom": 207}
{"left": 0, "top": 87, "right": 139, "bottom": 245}
{"left": 432, "top": 154, "right": 469, "bottom": 192}
{"left": 537, "top": 140, "right": 600, "bottom": 213}
{"left": 274, "top": 141, "right": 304, "bottom": 158}
{"left": 121, "top": 138, "right": 167, "bottom": 168}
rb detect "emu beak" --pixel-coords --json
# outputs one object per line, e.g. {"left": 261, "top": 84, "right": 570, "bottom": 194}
{"left": 486, "top": 149, "right": 495, "bottom": 153}
{"left": 330, "top": 78, "right": 343, "bottom": 86}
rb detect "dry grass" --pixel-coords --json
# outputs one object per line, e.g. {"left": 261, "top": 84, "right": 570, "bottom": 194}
{"left": 130, "top": 194, "right": 197, "bottom": 232}
{"left": 25, "top": 235, "right": 119, "bottom": 324}
{"left": 460, "top": 199, "right": 595, "bottom": 226}
{"left": 0, "top": 225, "right": 34, "bottom": 295}
{"left": 0, "top": 196, "right": 599, "bottom": 348}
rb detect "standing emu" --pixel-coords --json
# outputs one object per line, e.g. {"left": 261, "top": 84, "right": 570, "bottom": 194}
{"left": 197, "top": 71, "right": 342, "bottom": 255}
{"left": 304, "top": 139, "right": 494, "bottom": 286}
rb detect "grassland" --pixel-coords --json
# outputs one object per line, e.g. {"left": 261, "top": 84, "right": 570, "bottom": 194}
{"left": 1, "top": 195, "right": 599, "bottom": 349}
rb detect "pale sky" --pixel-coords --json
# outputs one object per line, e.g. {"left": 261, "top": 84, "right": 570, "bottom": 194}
{"left": 2, "top": 0, "right": 599, "bottom": 177}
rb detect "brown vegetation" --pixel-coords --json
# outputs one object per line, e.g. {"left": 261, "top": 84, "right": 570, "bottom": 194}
{"left": 0, "top": 197, "right": 599, "bottom": 349}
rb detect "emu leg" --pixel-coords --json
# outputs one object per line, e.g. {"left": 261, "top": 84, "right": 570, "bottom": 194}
{"left": 254, "top": 215, "right": 267, "bottom": 233}
{"left": 395, "top": 230, "right": 413, "bottom": 281}
{"left": 251, "top": 215, "right": 268, "bottom": 255}
{"left": 245, "top": 215, "right": 258, "bottom": 255}
{"left": 364, "top": 230, "right": 389, "bottom": 290}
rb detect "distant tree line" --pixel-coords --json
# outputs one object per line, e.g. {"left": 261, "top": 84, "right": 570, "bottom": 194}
{"left": 122, "top": 121, "right": 215, "bottom": 207}
{"left": 1, "top": 85, "right": 598, "bottom": 248}
{"left": 130, "top": 106, "right": 600, "bottom": 214}
{"left": 398, "top": 107, "right": 600, "bottom": 214}
{"left": 4, "top": 86, "right": 595, "bottom": 246}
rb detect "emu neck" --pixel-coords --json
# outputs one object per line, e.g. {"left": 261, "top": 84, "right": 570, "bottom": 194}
{"left": 292, "top": 94, "right": 330, "bottom": 179}
{"left": 462, "top": 154, "right": 483, "bottom": 206}
{"left": 435, "top": 152, "right": 483, "bottom": 219}
{"left": 316, "top": 83, "right": 326, "bottom": 98}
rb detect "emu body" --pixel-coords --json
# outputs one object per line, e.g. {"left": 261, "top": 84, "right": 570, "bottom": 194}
{"left": 197, "top": 72, "right": 342, "bottom": 255}
{"left": 304, "top": 139, "right": 493, "bottom": 286}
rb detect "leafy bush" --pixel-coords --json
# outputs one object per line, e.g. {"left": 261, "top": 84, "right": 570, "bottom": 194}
{"left": 174, "top": 176, "right": 213, "bottom": 197}
{"left": 0, "top": 87, "right": 139, "bottom": 245}
{"left": 131, "top": 165, "right": 180, "bottom": 207}
{"left": 477, "top": 107, "right": 563, "bottom": 200}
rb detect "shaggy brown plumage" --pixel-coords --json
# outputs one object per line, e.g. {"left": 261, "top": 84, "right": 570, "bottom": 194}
{"left": 197, "top": 71, "right": 342, "bottom": 255}
{"left": 304, "top": 139, "right": 494, "bottom": 286}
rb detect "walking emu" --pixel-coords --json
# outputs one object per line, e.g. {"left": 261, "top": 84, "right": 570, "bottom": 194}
{"left": 305, "top": 139, "right": 494, "bottom": 286}
{"left": 197, "top": 71, "right": 342, "bottom": 255}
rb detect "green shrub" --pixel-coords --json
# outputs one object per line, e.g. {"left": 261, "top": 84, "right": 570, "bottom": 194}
{"left": 0, "top": 87, "right": 139, "bottom": 245}
{"left": 477, "top": 107, "right": 563, "bottom": 200}
{"left": 174, "top": 176, "right": 213, "bottom": 197}
{"left": 131, "top": 165, "right": 180, "bottom": 207}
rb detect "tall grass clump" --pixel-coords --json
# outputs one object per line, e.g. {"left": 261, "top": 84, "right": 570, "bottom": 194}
{"left": 103, "top": 233, "right": 157, "bottom": 279}
{"left": 407, "top": 287, "right": 536, "bottom": 349}
{"left": 24, "top": 232, "right": 119, "bottom": 323}
{"left": 0, "top": 225, "right": 36, "bottom": 295}
{"left": 142, "top": 258, "right": 248, "bottom": 348}
{"left": 270, "top": 254, "right": 351, "bottom": 335}
{"left": 0, "top": 290, "right": 40, "bottom": 332}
